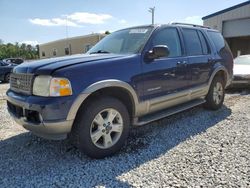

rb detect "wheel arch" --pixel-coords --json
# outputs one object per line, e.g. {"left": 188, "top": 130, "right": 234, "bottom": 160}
{"left": 208, "top": 66, "right": 230, "bottom": 88}
{"left": 67, "top": 79, "right": 139, "bottom": 122}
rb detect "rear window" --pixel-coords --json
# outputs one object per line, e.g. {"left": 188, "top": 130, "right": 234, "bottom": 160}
{"left": 182, "top": 29, "right": 203, "bottom": 56}
{"left": 207, "top": 31, "right": 225, "bottom": 52}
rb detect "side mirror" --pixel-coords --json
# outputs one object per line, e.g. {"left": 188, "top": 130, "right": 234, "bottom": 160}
{"left": 146, "top": 45, "right": 170, "bottom": 60}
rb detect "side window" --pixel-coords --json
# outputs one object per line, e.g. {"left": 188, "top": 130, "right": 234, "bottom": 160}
{"left": 152, "top": 28, "right": 182, "bottom": 57}
{"left": 198, "top": 31, "right": 210, "bottom": 54}
{"left": 53, "top": 49, "right": 57, "bottom": 56}
{"left": 65, "top": 47, "right": 70, "bottom": 55}
{"left": 183, "top": 29, "right": 203, "bottom": 56}
{"left": 207, "top": 31, "right": 225, "bottom": 52}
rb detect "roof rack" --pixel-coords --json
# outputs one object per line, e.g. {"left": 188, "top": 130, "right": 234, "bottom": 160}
{"left": 171, "top": 22, "right": 211, "bottom": 29}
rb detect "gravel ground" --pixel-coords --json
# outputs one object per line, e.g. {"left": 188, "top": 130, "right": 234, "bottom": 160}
{"left": 0, "top": 83, "right": 249, "bottom": 187}
{"left": 0, "top": 83, "right": 8, "bottom": 100}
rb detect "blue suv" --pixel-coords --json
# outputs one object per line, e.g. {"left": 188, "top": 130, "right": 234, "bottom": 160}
{"left": 7, "top": 23, "right": 233, "bottom": 158}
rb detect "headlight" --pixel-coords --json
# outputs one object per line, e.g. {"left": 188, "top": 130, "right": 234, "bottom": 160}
{"left": 33, "top": 76, "right": 72, "bottom": 97}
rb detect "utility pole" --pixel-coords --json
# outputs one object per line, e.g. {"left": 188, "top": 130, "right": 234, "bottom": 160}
{"left": 65, "top": 16, "right": 71, "bottom": 55}
{"left": 148, "top": 7, "right": 155, "bottom": 25}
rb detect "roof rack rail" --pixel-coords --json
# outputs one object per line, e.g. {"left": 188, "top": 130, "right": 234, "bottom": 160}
{"left": 171, "top": 22, "right": 211, "bottom": 29}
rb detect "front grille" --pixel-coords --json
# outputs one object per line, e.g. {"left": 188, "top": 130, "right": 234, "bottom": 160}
{"left": 10, "top": 73, "right": 34, "bottom": 95}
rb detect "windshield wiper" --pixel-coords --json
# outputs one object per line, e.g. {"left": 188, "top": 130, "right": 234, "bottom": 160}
{"left": 89, "top": 50, "right": 111, "bottom": 54}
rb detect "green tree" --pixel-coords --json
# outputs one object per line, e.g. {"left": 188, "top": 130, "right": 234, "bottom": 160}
{"left": 105, "top": 31, "right": 111, "bottom": 35}
{"left": 0, "top": 41, "right": 39, "bottom": 60}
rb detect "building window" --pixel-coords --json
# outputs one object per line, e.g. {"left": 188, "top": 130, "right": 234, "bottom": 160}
{"left": 42, "top": 51, "right": 45, "bottom": 57}
{"left": 65, "top": 47, "right": 70, "bottom": 55}
{"left": 53, "top": 49, "right": 57, "bottom": 56}
{"left": 84, "top": 44, "right": 92, "bottom": 53}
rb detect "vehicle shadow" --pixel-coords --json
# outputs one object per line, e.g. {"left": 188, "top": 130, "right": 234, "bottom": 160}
{"left": 0, "top": 105, "right": 232, "bottom": 187}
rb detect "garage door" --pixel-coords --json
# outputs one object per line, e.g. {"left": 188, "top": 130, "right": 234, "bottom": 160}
{"left": 223, "top": 18, "right": 250, "bottom": 38}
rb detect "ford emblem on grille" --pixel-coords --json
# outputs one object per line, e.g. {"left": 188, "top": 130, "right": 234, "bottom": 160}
{"left": 17, "top": 80, "right": 21, "bottom": 86}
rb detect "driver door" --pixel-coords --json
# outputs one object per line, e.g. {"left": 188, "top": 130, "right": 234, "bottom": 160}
{"left": 142, "top": 27, "right": 188, "bottom": 101}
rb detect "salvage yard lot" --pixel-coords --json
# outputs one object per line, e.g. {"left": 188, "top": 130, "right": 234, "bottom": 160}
{"left": 0, "top": 83, "right": 249, "bottom": 187}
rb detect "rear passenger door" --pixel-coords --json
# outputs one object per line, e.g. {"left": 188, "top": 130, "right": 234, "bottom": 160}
{"left": 181, "top": 28, "right": 212, "bottom": 88}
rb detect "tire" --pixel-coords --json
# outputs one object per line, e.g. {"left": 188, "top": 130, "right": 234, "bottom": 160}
{"left": 4, "top": 73, "right": 10, "bottom": 83}
{"left": 71, "top": 97, "right": 130, "bottom": 159}
{"left": 204, "top": 76, "right": 225, "bottom": 110}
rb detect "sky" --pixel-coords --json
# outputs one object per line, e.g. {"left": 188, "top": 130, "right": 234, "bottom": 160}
{"left": 0, "top": 0, "right": 247, "bottom": 45}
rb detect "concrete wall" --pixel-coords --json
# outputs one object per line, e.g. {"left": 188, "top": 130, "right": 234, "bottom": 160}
{"left": 39, "top": 34, "right": 106, "bottom": 59}
{"left": 203, "top": 4, "right": 250, "bottom": 32}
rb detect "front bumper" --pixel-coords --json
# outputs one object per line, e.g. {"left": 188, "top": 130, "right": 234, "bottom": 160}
{"left": 7, "top": 90, "right": 75, "bottom": 140}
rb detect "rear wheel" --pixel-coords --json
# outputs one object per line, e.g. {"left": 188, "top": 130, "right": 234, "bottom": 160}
{"left": 71, "top": 97, "right": 130, "bottom": 158}
{"left": 204, "top": 76, "right": 225, "bottom": 110}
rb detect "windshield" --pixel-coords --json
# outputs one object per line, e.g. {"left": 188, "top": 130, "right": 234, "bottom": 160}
{"left": 234, "top": 56, "right": 250, "bottom": 65}
{"left": 88, "top": 27, "right": 154, "bottom": 55}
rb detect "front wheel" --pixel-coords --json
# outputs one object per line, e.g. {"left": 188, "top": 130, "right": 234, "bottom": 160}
{"left": 71, "top": 97, "right": 130, "bottom": 159}
{"left": 204, "top": 76, "right": 225, "bottom": 110}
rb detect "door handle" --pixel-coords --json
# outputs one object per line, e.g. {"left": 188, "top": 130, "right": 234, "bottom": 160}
{"left": 208, "top": 58, "right": 216, "bottom": 63}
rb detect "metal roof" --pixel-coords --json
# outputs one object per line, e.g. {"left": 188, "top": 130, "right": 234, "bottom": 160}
{"left": 39, "top": 33, "right": 105, "bottom": 47}
{"left": 202, "top": 1, "right": 250, "bottom": 20}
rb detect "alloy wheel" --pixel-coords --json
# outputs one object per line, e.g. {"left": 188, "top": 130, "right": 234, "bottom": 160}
{"left": 90, "top": 108, "right": 123, "bottom": 149}
{"left": 213, "top": 82, "right": 223, "bottom": 105}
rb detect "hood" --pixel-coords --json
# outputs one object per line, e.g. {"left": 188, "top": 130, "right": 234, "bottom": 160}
{"left": 13, "top": 54, "right": 125, "bottom": 74}
{"left": 233, "top": 64, "right": 250, "bottom": 75}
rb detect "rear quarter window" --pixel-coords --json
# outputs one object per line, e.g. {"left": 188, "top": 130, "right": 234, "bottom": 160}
{"left": 207, "top": 31, "right": 226, "bottom": 52}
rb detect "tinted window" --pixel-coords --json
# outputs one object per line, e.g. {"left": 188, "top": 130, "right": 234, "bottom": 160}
{"left": 207, "top": 31, "right": 225, "bottom": 52}
{"left": 198, "top": 31, "right": 210, "bottom": 54}
{"left": 183, "top": 29, "right": 203, "bottom": 56}
{"left": 152, "top": 28, "right": 181, "bottom": 57}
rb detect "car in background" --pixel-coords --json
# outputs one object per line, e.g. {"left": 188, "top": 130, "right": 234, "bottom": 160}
{"left": 230, "top": 55, "right": 250, "bottom": 88}
{"left": 3, "top": 58, "right": 24, "bottom": 65}
{"left": 0, "top": 60, "right": 17, "bottom": 83}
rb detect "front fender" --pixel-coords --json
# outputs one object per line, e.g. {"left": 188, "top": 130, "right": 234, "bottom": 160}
{"left": 66, "top": 79, "right": 139, "bottom": 121}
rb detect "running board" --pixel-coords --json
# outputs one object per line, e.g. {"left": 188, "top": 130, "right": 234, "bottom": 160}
{"left": 134, "top": 99, "right": 205, "bottom": 126}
